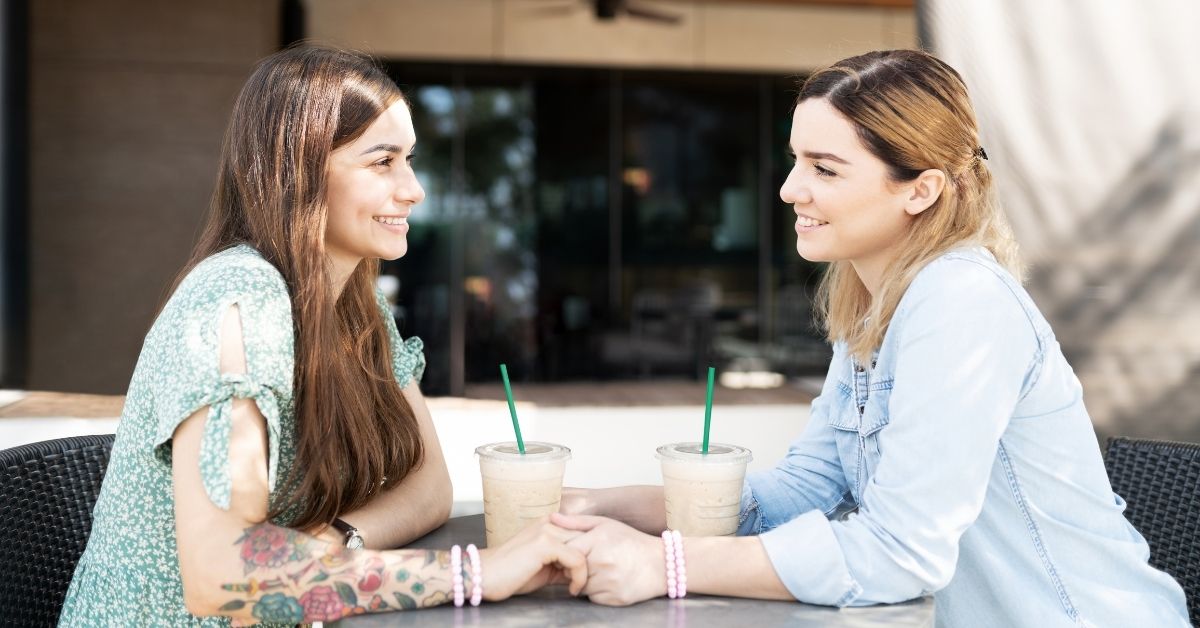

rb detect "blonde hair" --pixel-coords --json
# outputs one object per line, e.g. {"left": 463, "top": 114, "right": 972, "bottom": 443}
{"left": 800, "top": 50, "right": 1023, "bottom": 363}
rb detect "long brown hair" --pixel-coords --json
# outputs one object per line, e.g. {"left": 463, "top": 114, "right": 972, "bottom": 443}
{"left": 173, "top": 44, "right": 423, "bottom": 529}
{"left": 800, "top": 49, "right": 1023, "bottom": 362}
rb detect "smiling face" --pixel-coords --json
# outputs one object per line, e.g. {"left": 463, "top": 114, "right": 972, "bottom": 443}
{"left": 779, "top": 98, "right": 925, "bottom": 288}
{"left": 324, "top": 100, "right": 424, "bottom": 279}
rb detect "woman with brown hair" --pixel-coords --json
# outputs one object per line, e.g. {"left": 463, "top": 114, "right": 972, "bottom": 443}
{"left": 555, "top": 49, "right": 1190, "bottom": 627}
{"left": 58, "top": 45, "right": 585, "bottom": 626}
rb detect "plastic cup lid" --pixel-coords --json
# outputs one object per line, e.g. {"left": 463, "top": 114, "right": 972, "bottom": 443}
{"left": 656, "top": 442, "right": 752, "bottom": 463}
{"left": 476, "top": 441, "right": 571, "bottom": 461}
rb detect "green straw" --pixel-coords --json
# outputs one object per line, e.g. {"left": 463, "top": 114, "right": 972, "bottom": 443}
{"left": 500, "top": 364, "right": 525, "bottom": 454}
{"left": 702, "top": 366, "right": 715, "bottom": 454}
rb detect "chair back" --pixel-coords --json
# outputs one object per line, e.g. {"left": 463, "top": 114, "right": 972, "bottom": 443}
{"left": 0, "top": 434, "right": 115, "bottom": 627}
{"left": 1105, "top": 437, "right": 1200, "bottom": 625}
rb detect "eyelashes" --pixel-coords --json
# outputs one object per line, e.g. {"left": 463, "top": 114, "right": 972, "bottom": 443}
{"left": 787, "top": 153, "right": 837, "bottom": 178}
{"left": 373, "top": 154, "right": 417, "bottom": 168}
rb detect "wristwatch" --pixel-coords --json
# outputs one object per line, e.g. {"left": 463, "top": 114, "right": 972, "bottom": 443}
{"left": 332, "top": 517, "right": 365, "bottom": 550}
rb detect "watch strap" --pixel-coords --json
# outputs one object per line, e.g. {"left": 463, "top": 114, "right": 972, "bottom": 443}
{"left": 331, "top": 517, "right": 363, "bottom": 547}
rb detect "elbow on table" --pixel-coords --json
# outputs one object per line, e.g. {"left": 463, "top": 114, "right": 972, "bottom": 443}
{"left": 879, "top": 563, "right": 955, "bottom": 606}
{"left": 835, "top": 559, "right": 955, "bottom": 607}
{"left": 911, "top": 545, "right": 960, "bottom": 596}
{"left": 178, "top": 545, "right": 242, "bottom": 619}
{"left": 180, "top": 571, "right": 224, "bottom": 619}
{"left": 433, "top": 474, "right": 453, "bottom": 523}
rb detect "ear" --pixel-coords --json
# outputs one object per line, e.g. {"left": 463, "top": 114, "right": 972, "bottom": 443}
{"left": 903, "top": 169, "right": 947, "bottom": 216}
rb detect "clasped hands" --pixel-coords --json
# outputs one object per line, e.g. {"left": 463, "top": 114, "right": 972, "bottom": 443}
{"left": 486, "top": 512, "right": 668, "bottom": 607}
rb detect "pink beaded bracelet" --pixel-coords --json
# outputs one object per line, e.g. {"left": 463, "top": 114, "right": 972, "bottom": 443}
{"left": 466, "top": 543, "right": 483, "bottom": 606}
{"left": 450, "top": 544, "right": 465, "bottom": 607}
{"left": 662, "top": 531, "right": 677, "bottom": 598}
{"left": 672, "top": 530, "right": 687, "bottom": 598}
{"left": 661, "top": 530, "right": 687, "bottom": 599}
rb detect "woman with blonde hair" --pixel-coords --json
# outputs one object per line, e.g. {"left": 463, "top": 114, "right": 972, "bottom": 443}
{"left": 59, "top": 45, "right": 585, "bottom": 626}
{"left": 556, "top": 49, "right": 1189, "bottom": 627}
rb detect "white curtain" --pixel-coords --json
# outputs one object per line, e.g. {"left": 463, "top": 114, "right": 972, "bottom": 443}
{"left": 923, "top": 1, "right": 1200, "bottom": 440}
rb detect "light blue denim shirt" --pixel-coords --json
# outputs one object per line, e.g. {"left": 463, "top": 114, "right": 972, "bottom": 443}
{"left": 738, "top": 247, "right": 1189, "bottom": 627}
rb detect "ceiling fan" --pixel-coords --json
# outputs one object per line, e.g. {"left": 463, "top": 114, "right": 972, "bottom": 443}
{"left": 526, "top": 0, "right": 684, "bottom": 24}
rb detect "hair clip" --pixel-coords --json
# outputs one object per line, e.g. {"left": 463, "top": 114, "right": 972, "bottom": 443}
{"left": 975, "top": 146, "right": 989, "bottom": 160}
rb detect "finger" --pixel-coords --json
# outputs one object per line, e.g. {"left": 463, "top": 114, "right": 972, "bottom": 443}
{"left": 587, "top": 588, "right": 619, "bottom": 606}
{"left": 590, "top": 589, "right": 631, "bottom": 607}
{"left": 564, "top": 529, "right": 597, "bottom": 556}
{"left": 580, "top": 573, "right": 605, "bottom": 598}
{"left": 550, "top": 512, "right": 608, "bottom": 532}
{"left": 544, "top": 568, "right": 570, "bottom": 587}
{"left": 545, "top": 523, "right": 584, "bottom": 543}
{"left": 548, "top": 543, "right": 590, "bottom": 596}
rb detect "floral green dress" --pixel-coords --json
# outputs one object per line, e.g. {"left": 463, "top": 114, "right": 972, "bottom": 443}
{"left": 58, "top": 245, "right": 425, "bottom": 627}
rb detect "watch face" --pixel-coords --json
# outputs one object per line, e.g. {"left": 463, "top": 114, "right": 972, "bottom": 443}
{"left": 347, "top": 533, "right": 365, "bottom": 550}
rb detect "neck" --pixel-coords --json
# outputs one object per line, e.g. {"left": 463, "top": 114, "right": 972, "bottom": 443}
{"left": 850, "top": 258, "right": 885, "bottom": 298}
{"left": 850, "top": 243, "right": 904, "bottom": 299}
{"left": 327, "top": 253, "right": 360, "bottom": 297}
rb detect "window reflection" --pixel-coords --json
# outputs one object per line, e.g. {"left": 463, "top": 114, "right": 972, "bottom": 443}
{"left": 610, "top": 74, "right": 760, "bottom": 379}
{"left": 384, "top": 83, "right": 456, "bottom": 393}
{"left": 387, "top": 64, "right": 830, "bottom": 394}
{"left": 534, "top": 72, "right": 611, "bottom": 381}
{"left": 769, "top": 77, "right": 832, "bottom": 376}
{"left": 461, "top": 86, "right": 538, "bottom": 382}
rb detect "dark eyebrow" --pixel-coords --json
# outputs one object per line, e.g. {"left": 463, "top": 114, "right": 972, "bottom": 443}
{"left": 359, "top": 143, "right": 402, "bottom": 156}
{"left": 801, "top": 150, "right": 850, "bottom": 165}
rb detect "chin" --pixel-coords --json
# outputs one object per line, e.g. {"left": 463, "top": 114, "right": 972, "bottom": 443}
{"left": 795, "top": 242, "right": 833, "bottom": 263}
{"left": 376, "top": 240, "right": 410, "bottom": 261}
{"left": 377, "top": 245, "right": 409, "bottom": 261}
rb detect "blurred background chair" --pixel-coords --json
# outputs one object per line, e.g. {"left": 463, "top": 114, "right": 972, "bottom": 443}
{"left": 0, "top": 434, "right": 114, "bottom": 627}
{"left": 1104, "top": 437, "right": 1200, "bottom": 625}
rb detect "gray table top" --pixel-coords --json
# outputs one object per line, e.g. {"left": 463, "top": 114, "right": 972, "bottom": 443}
{"left": 334, "top": 515, "right": 934, "bottom": 627}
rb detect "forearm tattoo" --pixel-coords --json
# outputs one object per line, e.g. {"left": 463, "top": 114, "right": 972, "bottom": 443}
{"left": 215, "top": 524, "right": 454, "bottom": 623}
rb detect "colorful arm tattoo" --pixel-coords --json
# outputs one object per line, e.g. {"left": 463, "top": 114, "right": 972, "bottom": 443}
{"left": 215, "top": 523, "right": 455, "bottom": 623}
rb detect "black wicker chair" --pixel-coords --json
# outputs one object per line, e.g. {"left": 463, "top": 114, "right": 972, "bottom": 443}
{"left": 1105, "top": 437, "right": 1200, "bottom": 626}
{"left": 0, "top": 434, "right": 115, "bottom": 627}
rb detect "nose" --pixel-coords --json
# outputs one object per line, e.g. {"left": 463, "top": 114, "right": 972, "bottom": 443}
{"left": 395, "top": 166, "right": 425, "bottom": 207}
{"left": 779, "top": 164, "right": 811, "bottom": 206}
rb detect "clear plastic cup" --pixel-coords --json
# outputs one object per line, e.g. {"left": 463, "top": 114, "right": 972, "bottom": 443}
{"left": 657, "top": 442, "right": 752, "bottom": 536}
{"left": 476, "top": 441, "right": 571, "bottom": 547}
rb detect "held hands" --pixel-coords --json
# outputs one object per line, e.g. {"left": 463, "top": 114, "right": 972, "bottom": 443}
{"left": 477, "top": 509, "right": 673, "bottom": 607}
{"left": 478, "top": 517, "right": 589, "bottom": 602}
{"left": 551, "top": 512, "right": 668, "bottom": 606}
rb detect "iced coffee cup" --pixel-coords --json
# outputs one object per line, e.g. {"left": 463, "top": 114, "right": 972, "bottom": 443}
{"left": 476, "top": 441, "right": 571, "bottom": 547}
{"left": 657, "top": 442, "right": 752, "bottom": 536}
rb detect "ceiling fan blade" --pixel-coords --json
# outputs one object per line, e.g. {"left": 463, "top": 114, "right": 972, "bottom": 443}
{"left": 594, "top": 0, "right": 620, "bottom": 19}
{"left": 624, "top": 6, "right": 684, "bottom": 24}
{"left": 519, "top": 5, "right": 583, "bottom": 18}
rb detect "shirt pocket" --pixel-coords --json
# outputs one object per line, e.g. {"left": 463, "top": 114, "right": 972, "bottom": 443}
{"left": 827, "top": 378, "right": 893, "bottom": 504}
